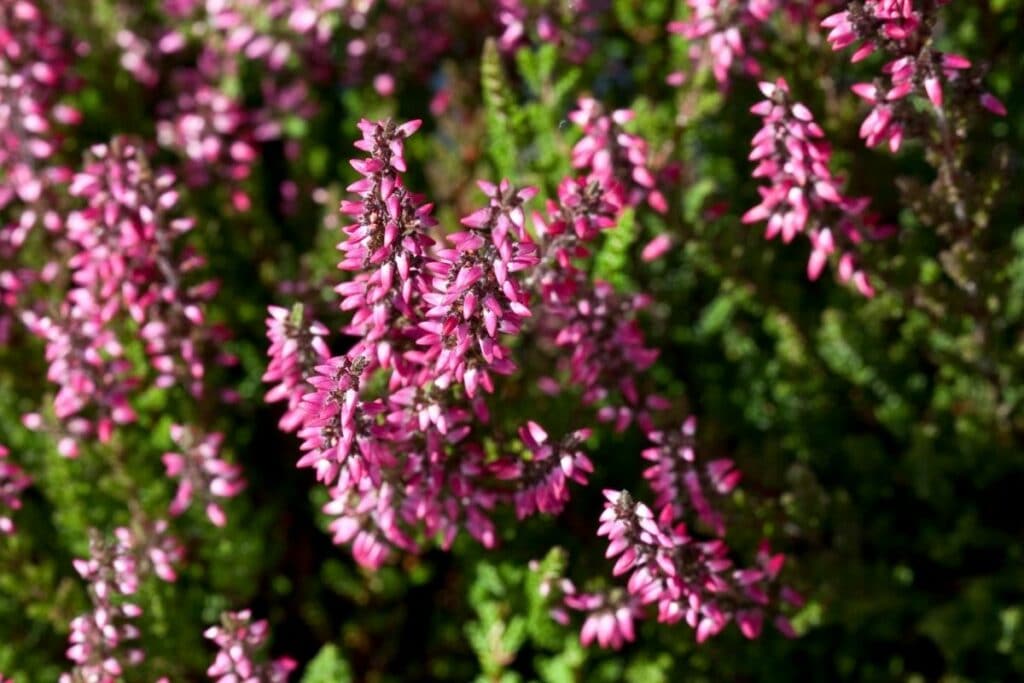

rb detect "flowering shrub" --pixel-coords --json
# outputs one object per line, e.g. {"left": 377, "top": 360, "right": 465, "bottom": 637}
{"left": 0, "top": 0, "right": 1021, "bottom": 681}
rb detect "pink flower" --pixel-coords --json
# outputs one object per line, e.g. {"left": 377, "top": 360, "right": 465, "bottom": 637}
{"left": 668, "top": 0, "right": 784, "bottom": 87}
{"left": 23, "top": 139, "right": 231, "bottom": 452}
{"left": 113, "top": 520, "right": 184, "bottom": 584}
{"left": 336, "top": 118, "right": 436, "bottom": 346}
{"left": 0, "top": 0, "right": 81, "bottom": 216}
{"left": 565, "top": 589, "right": 643, "bottom": 649}
{"left": 980, "top": 92, "right": 1007, "bottom": 116}
{"left": 641, "top": 234, "right": 673, "bottom": 262}
{"left": 569, "top": 98, "right": 668, "bottom": 214}
{"left": 496, "top": 0, "right": 600, "bottom": 62}
{"left": 642, "top": 416, "right": 740, "bottom": 534}
{"left": 744, "top": 78, "right": 883, "bottom": 295}
{"left": 295, "top": 355, "right": 379, "bottom": 486}
{"left": 538, "top": 279, "right": 661, "bottom": 431}
{"left": 323, "top": 478, "right": 415, "bottom": 570}
{"left": 0, "top": 445, "right": 30, "bottom": 535}
{"left": 263, "top": 304, "right": 331, "bottom": 432}
{"left": 491, "top": 422, "right": 594, "bottom": 519}
{"left": 267, "top": 117, "right": 686, "bottom": 573}
{"left": 205, "top": 610, "right": 296, "bottom": 683}
{"left": 552, "top": 485, "right": 798, "bottom": 647}
{"left": 823, "top": 0, "right": 1002, "bottom": 152}
{"left": 163, "top": 425, "right": 245, "bottom": 526}
{"left": 61, "top": 523, "right": 180, "bottom": 682}
{"left": 418, "top": 180, "right": 538, "bottom": 397}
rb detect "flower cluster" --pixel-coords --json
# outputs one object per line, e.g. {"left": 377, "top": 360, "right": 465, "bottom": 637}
{"left": 532, "top": 176, "right": 622, "bottom": 274}
{"left": 205, "top": 610, "right": 296, "bottom": 683}
{"left": 743, "top": 78, "right": 885, "bottom": 295}
{"left": 527, "top": 175, "right": 665, "bottom": 428}
{"left": 641, "top": 416, "right": 740, "bottom": 536}
{"left": 0, "top": 0, "right": 80, "bottom": 205}
{"left": 295, "top": 354, "right": 373, "bottom": 487}
{"left": 71, "top": 141, "right": 229, "bottom": 388}
{"left": 335, "top": 0, "right": 457, "bottom": 87}
{"left": 105, "top": 2, "right": 310, "bottom": 209}
{"left": 0, "top": 0, "right": 81, "bottom": 341}
{"left": 822, "top": 0, "right": 1006, "bottom": 153}
{"left": 11, "top": 0, "right": 948, "bottom": 667}
{"left": 114, "top": 519, "right": 184, "bottom": 584}
{"left": 534, "top": 416, "right": 801, "bottom": 648}
{"left": 109, "top": 0, "right": 471, "bottom": 212}
{"left": 20, "top": 298, "right": 138, "bottom": 449}
{"left": 594, "top": 489, "right": 798, "bottom": 644}
{"left": 303, "top": 123, "right": 517, "bottom": 566}
{"left": 543, "top": 281, "right": 663, "bottom": 431}
{"left": 562, "top": 589, "right": 643, "bottom": 649}
{"left": 62, "top": 525, "right": 181, "bottom": 682}
{"left": 496, "top": 0, "right": 603, "bottom": 62}
{"left": 21, "top": 140, "right": 230, "bottom": 451}
{"left": 268, "top": 122, "right": 611, "bottom": 568}
{"left": 324, "top": 476, "right": 412, "bottom": 569}
{"left": 569, "top": 98, "right": 668, "bottom": 214}
{"left": 668, "top": 0, "right": 776, "bottom": 87}
{"left": 495, "top": 422, "right": 594, "bottom": 520}
{"left": 163, "top": 425, "right": 245, "bottom": 527}
{"left": 265, "top": 120, "right": 790, "bottom": 660}
{"left": 420, "top": 179, "right": 538, "bottom": 397}
{"left": 154, "top": 69, "right": 268, "bottom": 210}
{"left": 310, "top": 362, "right": 499, "bottom": 568}
{"left": 336, "top": 118, "right": 436, "bottom": 345}
{"left": 264, "top": 304, "right": 332, "bottom": 433}
{"left": 0, "top": 444, "right": 30, "bottom": 535}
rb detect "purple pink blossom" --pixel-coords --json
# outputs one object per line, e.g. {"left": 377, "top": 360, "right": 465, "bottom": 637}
{"left": 62, "top": 524, "right": 181, "bottom": 682}
{"left": 0, "top": 444, "right": 30, "bottom": 535}
{"left": 668, "top": 0, "right": 776, "bottom": 87}
{"left": 22, "top": 139, "right": 232, "bottom": 451}
{"left": 163, "top": 425, "right": 245, "bottom": 527}
{"left": 822, "top": 0, "right": 1006, "bottom": 153}
{"left": 642, "top": 416, "right": 741, "bottom": 535}
{"left": 263, "top": 304, "right": 331, "bottom": 433}
{"left": 494, "top": 422, "right": 594, "bottom": 520}
{"left": 594, "top": 488, "right": 799, "bottom": 644}
{"left": 743, "top": 78, "right": 885, "bottom": 296}
{"left": 419, "top": 179, "right": 538, "bottom": 397}
{"left": 569, "top": 98, "right": 668, "bottom": 214}
{"left": 496, "top": 0, "right": 603, "bottom": 62}
{"left": 0, "top": 0, "right": 81, "bottom": 342}
{"left": 263, "top": 116, "right": 794, "bottom": 649}
{"left": 205, "top": 610, "right": 296, "bottom": 683}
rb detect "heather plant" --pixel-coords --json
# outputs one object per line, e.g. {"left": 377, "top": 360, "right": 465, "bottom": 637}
{"left": 1, "top": 1, "right": 1022, "bottom": 681}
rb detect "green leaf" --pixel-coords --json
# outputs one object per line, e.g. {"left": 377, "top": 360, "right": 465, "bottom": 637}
{"left": 482, "top": 38, "right": 518, "bottom": 178}
{"left": 594, "top": 208, "right": 638, "bottom": 289}
{"left": 300, "top": 644, "right": 354, "bottom": 683}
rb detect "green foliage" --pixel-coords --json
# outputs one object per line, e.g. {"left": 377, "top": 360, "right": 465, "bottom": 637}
{"left": 593, "top": 208, "right": 638, "bottom": 289}
{"left": 466, "top": 562, "right": 529, "bottom": 680}
{"left": 465, "top": 549, "right": 587, "bottom": 683}
{"left": 481, "top": 38, "right": 520, "bottom": 179}
{"left": 301, "top": 645, "right": 354, "bottom": 683}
